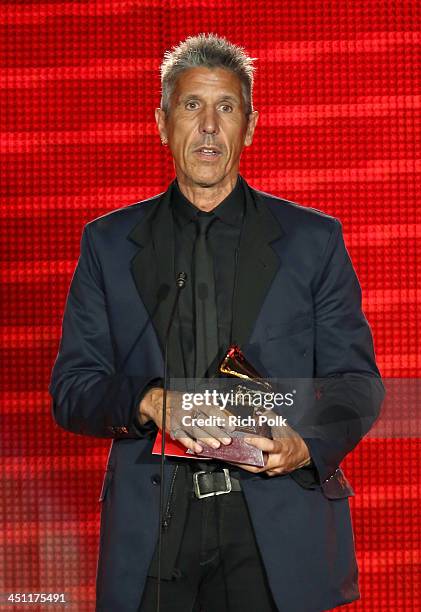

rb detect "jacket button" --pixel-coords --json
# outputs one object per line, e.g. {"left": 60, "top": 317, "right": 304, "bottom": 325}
{"left": 151, "top": 474, "right": 161, "bottom": 486}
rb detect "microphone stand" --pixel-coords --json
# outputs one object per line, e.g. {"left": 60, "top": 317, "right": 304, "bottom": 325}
{"left": 156, "top": 271, "right": 187, "bottom": 612}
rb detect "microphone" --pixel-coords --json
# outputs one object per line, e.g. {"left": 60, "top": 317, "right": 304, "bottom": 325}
{"left": 156, "top": 271, "right": 187, "bottom": 612}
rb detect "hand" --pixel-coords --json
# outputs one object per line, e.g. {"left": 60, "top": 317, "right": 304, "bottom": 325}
{"left": 228, "top": 414, "right": 311, "bottom": 477}
{"left": 139, "top": 387, "right": 235, "bottom": 455}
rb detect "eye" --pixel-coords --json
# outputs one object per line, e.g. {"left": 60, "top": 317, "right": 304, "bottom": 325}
{"left": 220, "top": 104, "right": 233, "bottom": 112}
{"left": 186, "top": 101, "right": 199, "bottom": 110}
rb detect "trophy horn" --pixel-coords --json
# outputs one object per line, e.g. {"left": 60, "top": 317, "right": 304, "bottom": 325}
{"left": 218, "top": 345, "right": 272, "bottom": 391}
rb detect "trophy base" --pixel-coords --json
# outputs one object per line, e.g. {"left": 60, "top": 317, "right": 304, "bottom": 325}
{"left": 187, "top": 431, "right": 267, "bottom": 467}
{"left": 152, "top": 429, "right": 269, "bottom": 467}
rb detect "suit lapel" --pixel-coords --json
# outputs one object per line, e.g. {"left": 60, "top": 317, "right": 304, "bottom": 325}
{"left": 232, "top": 176, "right": 284, "bottom": 347}
{"left": 127, "top": 180, "right": 185, "bottom": 373}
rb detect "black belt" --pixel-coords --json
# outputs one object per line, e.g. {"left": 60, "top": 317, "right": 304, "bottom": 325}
{"left": 190, "top": 468, "right": 242, "bottom": 499}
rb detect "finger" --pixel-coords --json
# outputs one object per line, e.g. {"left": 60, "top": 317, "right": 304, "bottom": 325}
{"left": 271, "top": 427, "right": 292, "bottom": 440}
{"left": 189, "top": 426, "right": 226, "bottom": 449}
{"left": 201, "top": 405, "right": 237, "bottom": 427}
{"left": 255, "top": 449, "right": 290, "bottom": 474}
{"left": 168, "top": 420, "right": 205, "bottom": 453}
{"left": 225, "top": 460, "right": 261, "bottom": 473}
{"left": 266, "top": 468, "right": 285, "bottom": 477}
{"left": 169, "top": 402, "right": 235, "bottom": 439}
{"left": 200, "top": 436, "right": 224, "bottom": 450}
{"left": 193, "top": 423, "right": 233, "bottom": 445}
{"left": 187, "top": 406, "right": 236, "bottom": 435}
{"left": 176, "top": 435, "right": 204, "bottom": 454}
{"left": 169, "top": 419, "right": 224, "bottom": 452}
{"left": 244, "top": 436, "right": 279, "bottom": 453}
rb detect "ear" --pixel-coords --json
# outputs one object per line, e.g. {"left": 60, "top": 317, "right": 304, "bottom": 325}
{"left": 244, "top": 110, "right": 259, "bottom": 147}
{"left": 155, "top": 107, "right": 168, "bottom": 143}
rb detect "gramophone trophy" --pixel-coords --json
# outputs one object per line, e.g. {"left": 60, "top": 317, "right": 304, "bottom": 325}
{"left": 187, "top": 345, "right": 274, "bottom": 466}
{"left": 152, "top": 345, "right": 275, "bottom": 466}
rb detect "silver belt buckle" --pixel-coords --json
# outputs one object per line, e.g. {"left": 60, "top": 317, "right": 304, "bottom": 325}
{"left": 193, "top": 468, "right": 232, "bottom": 499}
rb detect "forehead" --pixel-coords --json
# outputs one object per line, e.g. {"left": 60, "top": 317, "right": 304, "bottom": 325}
{"left": 171, "top": 66, "right": 243, "bottom": 101}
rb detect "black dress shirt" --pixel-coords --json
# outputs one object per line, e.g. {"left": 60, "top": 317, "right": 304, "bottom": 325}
{"left": 146, "top": 174, "right": 246, "bottom": 578}
{"left": 171, "top": 174, "right": 244, "bottom": 379}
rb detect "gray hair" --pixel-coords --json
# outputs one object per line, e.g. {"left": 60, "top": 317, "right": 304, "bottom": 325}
{"left": 159, "top": 33, "right": 256, "bottom": 116}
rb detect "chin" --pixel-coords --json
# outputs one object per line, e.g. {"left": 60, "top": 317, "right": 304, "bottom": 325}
{"left": 189, "top": 170, "right": 226, "bottom": 188}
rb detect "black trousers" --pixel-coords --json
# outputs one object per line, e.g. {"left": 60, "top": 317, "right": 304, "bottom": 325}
{"left": 138, "top": 489, "right": 279, "bottom": 612}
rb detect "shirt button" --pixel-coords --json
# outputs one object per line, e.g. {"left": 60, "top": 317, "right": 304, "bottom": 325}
{"left": 151, "top": 474, "right": 161, "bottom": 485}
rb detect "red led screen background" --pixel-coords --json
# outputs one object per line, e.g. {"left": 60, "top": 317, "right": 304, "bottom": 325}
{"left": 1, "top": 1, "right": 420, "bottom": 610}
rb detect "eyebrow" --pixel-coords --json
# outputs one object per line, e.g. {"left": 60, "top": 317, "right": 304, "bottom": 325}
{"left": 179, "top": 94, "right": 240, "bottom": 104}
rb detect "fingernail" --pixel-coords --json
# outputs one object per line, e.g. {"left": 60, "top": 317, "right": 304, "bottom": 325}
{"left": 195, "top": 444, "right": 203, "bottom": 453}
{"left": 221, "top": 437, "right": 232, "bottom": 445}
{"left": 211, "top": 441, "right": 220, "bottom": 449}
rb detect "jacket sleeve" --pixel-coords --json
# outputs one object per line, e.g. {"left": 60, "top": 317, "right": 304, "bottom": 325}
{"left": 48, "top": 223, "right": 160, "bottom": 440}
{"left": 293, "top": 219, "right": 385, "bottom": 485}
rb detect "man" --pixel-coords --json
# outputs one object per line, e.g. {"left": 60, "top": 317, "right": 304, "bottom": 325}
{"left": 49, "top": 33, "right": 385, "bottom": 612}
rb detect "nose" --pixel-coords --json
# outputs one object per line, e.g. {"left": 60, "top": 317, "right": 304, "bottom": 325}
{"left": 199, "top": 105, "right": 219, "bottom": 135}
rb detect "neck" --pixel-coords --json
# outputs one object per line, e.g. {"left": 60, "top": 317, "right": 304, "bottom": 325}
{"left": 176, "top": 175, "right": 238, "bottom": 212}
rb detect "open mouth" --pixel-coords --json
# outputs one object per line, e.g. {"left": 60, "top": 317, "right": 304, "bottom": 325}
{"left": 194, "top": 147, "right": 222, "bottom": 160}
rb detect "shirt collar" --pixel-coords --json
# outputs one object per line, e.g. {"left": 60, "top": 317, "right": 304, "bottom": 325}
{"left": 171, "top": 174, "right": 244, "bottom": 228}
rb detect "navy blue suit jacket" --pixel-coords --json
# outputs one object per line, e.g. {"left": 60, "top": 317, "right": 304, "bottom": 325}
{"left": 49, "top": 175, "right": 385, "bottom": 612}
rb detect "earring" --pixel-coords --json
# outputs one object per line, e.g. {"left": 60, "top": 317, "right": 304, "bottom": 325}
{"left": 161, "top": 138, "right": 168, "bottom": 146}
